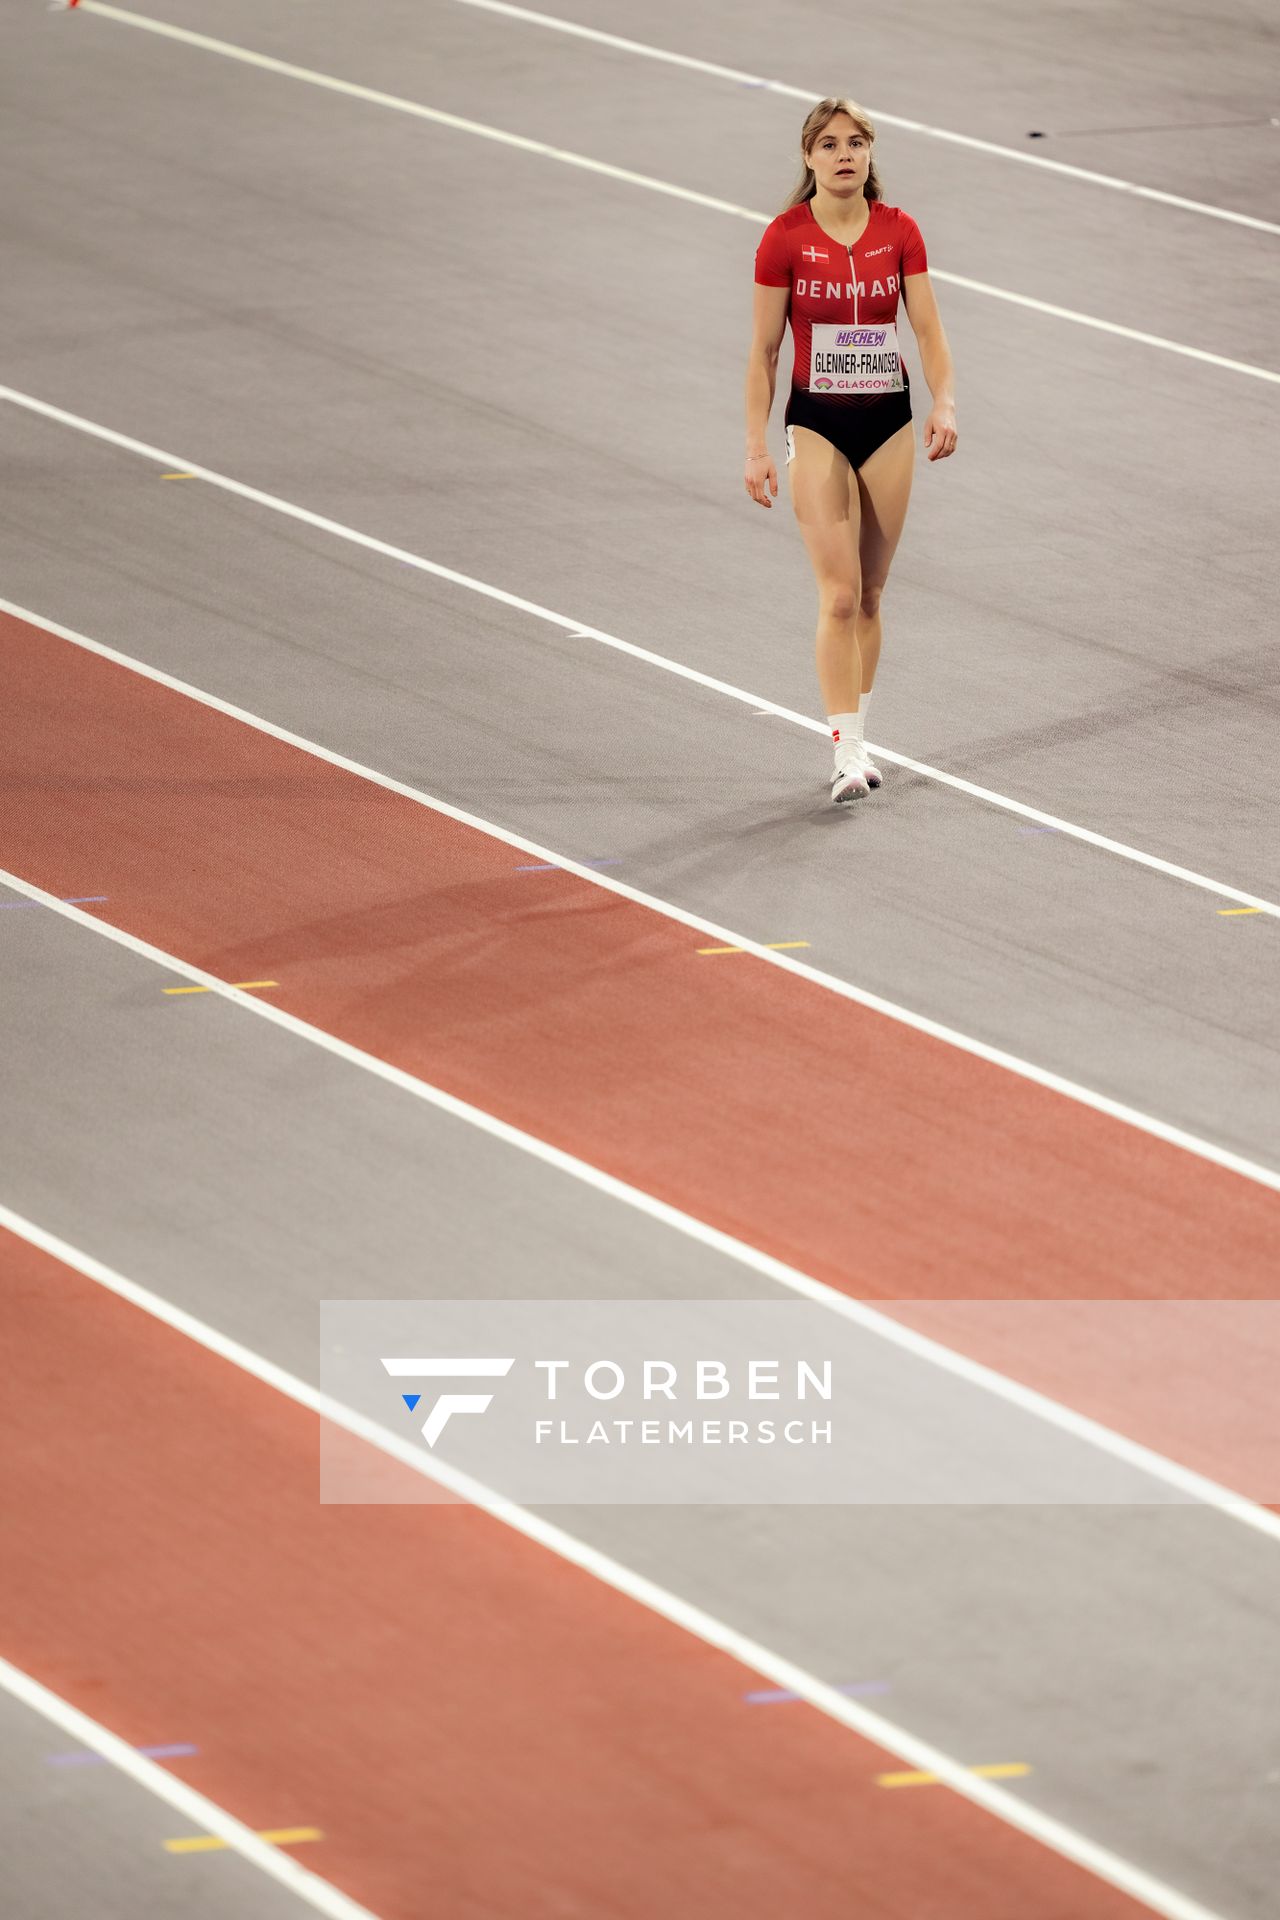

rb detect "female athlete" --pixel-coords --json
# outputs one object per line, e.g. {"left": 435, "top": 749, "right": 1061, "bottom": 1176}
{"left": 744, "top": 98, "right": 957, "bottom": 803}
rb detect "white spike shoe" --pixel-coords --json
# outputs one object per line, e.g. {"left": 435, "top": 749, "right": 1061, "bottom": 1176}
{"left": 831, "top": 749, "right": 870, "bottom": 804}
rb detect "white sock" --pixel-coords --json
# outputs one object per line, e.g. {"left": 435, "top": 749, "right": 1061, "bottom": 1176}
{"left": 828, "top": 712, "right": 859, "bottom": 756}
{"left": 858, "top": 689, "right": 872, "bottom": 745}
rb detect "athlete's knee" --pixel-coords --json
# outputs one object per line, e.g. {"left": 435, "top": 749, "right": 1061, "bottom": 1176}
{"left": 859, "top": 582, "right": 885, "bottom": 619}
{"left": 821, "top": 582, "right": 859, "bottom": 623}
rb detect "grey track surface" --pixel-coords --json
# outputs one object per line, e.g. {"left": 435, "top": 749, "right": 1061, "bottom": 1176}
{"left": 2, "top": 1, "right": 1278, "bottom": 1917}
{"left": 5, "top": 899, "right": 1280, "bottom": 1919}
{"left": 0, "top": 1684, "right": 307, "bottom": 1920}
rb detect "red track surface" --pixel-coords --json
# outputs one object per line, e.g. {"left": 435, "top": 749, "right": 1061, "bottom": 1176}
{"left": 4, "top": 609, "right": 1275, "bottom": 1914}
{"left": 4, "top": 1230, "right": 1153, "bottom": 1918}
{"left": 3, "top": 612, "right": 1277, "bottom": 1320}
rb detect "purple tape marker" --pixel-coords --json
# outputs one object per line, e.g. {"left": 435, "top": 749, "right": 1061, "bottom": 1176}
{"left": 0, "top": 895, "right": 109, "bottom": 911}
{"left": 514, "top": 859, "right": 620, "bottom": 873}
{"left": 744, "top": 1680, "right": 891, "bottom": 1705}
{"left": 47, "top": 1742, "right": 199, "bottom": 1767}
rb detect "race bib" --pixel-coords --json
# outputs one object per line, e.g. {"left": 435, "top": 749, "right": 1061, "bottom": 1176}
{"left": 809, "top": 322, "right": 904, "bottom": 395}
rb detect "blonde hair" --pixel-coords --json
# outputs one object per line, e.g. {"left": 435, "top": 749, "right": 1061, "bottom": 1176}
{"left": 783, "top": 98, "right": 883, "bottom": 210}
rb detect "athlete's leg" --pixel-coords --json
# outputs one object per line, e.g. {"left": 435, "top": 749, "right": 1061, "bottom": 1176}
{"left": 852, "top": 420, "right": 915, "bottom": 695}
{"left": 786, "top": 425, "right": 862, "bottom": 715}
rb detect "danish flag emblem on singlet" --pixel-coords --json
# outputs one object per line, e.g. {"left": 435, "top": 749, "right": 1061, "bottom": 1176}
{"left": 802, "top": 245, "right": 828, "bottom": 262}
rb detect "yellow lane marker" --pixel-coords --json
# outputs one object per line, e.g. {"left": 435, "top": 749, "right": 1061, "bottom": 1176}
{"left": 164, "top": 1826, "right": 321, "bottom": 1855}
{"left": 163, "top": 980, "right": 278, "bottom": 997}
{"left": 877, "top": 1762, "right": 1031, "bottom": 1789}
{"left": 1217, "top": 907, "right": 1262, "bottom": 916}
{"left": 697, "top": 941, "right": 811, "bottom": 956}
{"left": 162, "top": 472, "right": 196, "bottom": 479}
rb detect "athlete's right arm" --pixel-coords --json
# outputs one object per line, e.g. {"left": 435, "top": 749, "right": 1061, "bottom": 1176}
{"left": 744, "top": 283, "right": 789, "bottom": 509}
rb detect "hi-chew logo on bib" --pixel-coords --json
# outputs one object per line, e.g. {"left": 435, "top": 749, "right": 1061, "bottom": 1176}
{"left": 809, "top": 322, "right": 904, "bottom": 395}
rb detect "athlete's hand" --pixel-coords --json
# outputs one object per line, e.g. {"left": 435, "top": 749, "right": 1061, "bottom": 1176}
{"left": 924, "top": 407, "right": 958, "bottom": 462}
{"left": 744, "top": 451, "right": 778, "bottom": 508}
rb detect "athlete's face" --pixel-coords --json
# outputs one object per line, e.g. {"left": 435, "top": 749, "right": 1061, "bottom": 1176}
{"left": 808, "top": 116, "right": 872, "bottom": 197}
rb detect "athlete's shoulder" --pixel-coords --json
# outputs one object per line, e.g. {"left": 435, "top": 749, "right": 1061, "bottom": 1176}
{"left": 876, "top": 202, "right": 929, "bottom": 267}
{"left": 755, "top": 204, "right": 809, "bottom": 284}
{"left": 758, "top": 203, "right": 811, "bottom": 243}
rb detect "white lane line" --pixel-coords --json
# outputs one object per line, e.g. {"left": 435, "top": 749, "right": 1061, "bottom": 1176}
{"left": 922, "top": 266, "right": 1279, "bottom": 380}
{"left": 1, "top": 867, "right": 1278, "bottom": 1535}
{"left": 3, "top": 588, "right": 1280, "bottom": 1183}
{"left": 0, "top": 1202, "right": 1247, "bottom": 1920}
{"left": 449, "top": 0, "right": 1280, "bottom": 238}
{"left": 0, "top": 1658, "right": 380, "bottom": 1920}
{"left": 73, "top": 3, "right": 1280, "bottom": 386}
{"left": 2, "top": 402, "right": 1278, "bottom": 925}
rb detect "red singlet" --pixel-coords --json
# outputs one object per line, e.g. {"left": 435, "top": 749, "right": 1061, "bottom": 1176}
{"left": 754, "top": 200, "right": 928, "bottom": 393}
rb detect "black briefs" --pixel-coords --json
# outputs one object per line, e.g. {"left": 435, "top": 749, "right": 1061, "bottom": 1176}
{"left": 784, "top": 385, "right": 913, "bottom": 472}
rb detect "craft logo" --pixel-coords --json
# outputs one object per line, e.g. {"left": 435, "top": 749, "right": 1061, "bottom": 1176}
{"left": 834, "top": 328, "right": 887, "bottom": 348}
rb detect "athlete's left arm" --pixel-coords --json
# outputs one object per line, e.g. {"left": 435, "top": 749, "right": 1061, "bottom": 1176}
{"left": 901, "top": 272, "right": 957, "bottom": 462}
